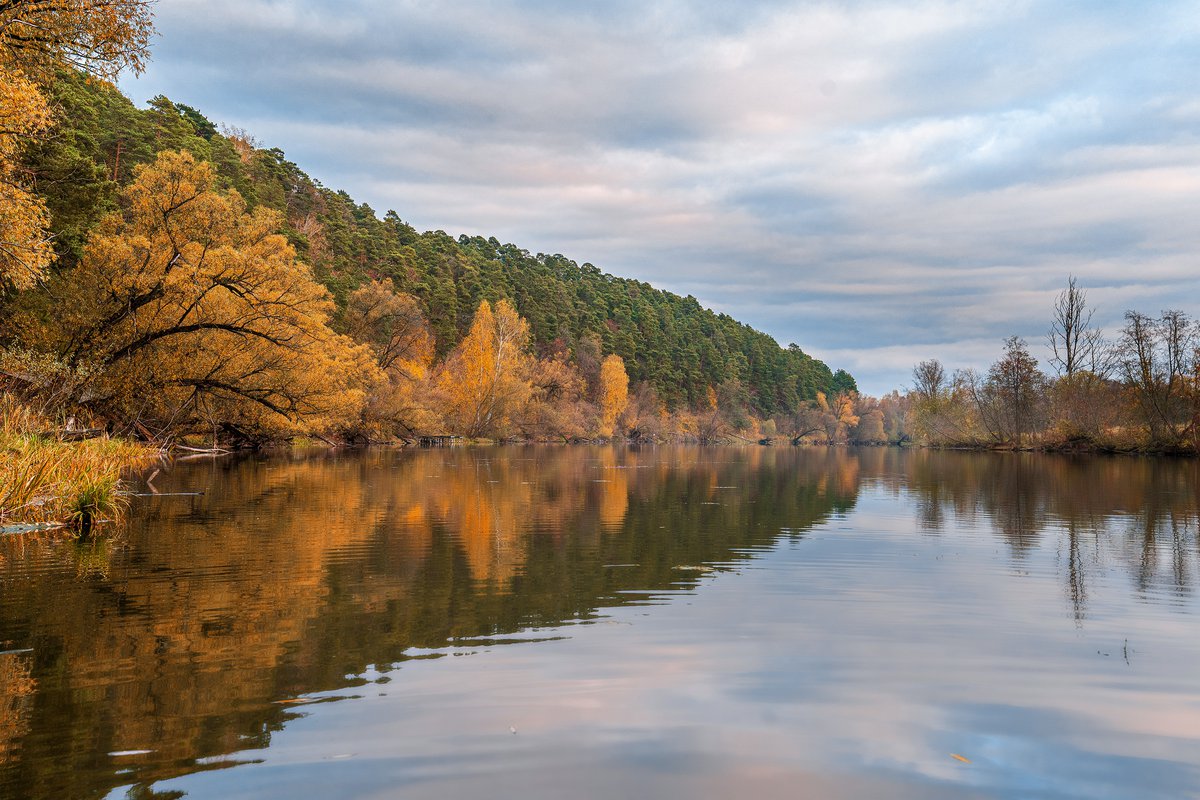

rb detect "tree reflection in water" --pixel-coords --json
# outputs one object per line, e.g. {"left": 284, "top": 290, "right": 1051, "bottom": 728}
{"left": 0, "top": 445, "right": 1196, "bottom": 799}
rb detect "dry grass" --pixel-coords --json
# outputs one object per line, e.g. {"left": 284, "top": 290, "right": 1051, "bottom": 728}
{"left": 0, "top": 394, "right": 157, "bottom": 529}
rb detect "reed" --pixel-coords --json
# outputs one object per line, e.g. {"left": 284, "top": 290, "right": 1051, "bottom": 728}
{"left": 0, "top": 395, "right": 156, "bottom": 530}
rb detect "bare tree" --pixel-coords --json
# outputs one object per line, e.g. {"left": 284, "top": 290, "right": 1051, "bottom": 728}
{"left": 1161, "top": 310, "right": 1195, "bottom": 381}
{"left": 1117, "top": 310, "right": 1197, "bottom": 444}
{"left": 1048, "top": 276, "right": 1105, "bottom": 376}
{"left": 911, "top": 359, "right": 946, "bottom": 400}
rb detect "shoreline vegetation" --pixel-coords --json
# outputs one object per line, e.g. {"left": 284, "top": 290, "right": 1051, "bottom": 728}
{"left": 905, "top": 278, "right": 1200, "bottom": 458}
{"left": 3, "top": 4, "right": 1200, "bottom": 529}
{"left": 0, "top": 396, "right": 157, "bottom": 532}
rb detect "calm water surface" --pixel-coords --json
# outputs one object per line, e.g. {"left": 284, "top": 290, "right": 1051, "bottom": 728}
{"left": 2, "top": 446, "right": 1199, "bottom": 799}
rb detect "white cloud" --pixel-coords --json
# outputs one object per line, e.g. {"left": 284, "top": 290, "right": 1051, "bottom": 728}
{"left": 122, "top": 0, "right": 1200, "bottom": 395}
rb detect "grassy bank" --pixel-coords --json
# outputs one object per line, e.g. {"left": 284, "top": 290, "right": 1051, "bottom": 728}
{"left": 0, "top": 396, "right": 157, "bottom": 531}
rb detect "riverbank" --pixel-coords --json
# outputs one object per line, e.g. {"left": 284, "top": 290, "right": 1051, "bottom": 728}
{"left": 0, "top": 397, "right": 157, "bottom": 531}
{"left": 912, "top": 435, "right": 1200, "bottom": 457}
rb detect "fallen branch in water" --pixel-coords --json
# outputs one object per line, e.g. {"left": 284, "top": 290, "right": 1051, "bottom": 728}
{"left": 175, "top": 445, "right": 232, "bottom": 455}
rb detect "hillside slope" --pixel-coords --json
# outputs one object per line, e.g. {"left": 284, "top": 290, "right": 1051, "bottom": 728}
{"left": 24, "top": 71, "right": 854, "bottom": 414}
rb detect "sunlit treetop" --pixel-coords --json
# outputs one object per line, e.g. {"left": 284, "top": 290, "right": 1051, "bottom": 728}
{"left": 0, "top": 0, "right": 155, "bottom": 79}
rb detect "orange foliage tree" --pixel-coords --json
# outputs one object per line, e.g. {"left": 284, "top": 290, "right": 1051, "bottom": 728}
{"left": 598, "top": 353, "right": 629, "bottom": 438}
{"left": 11, "top": 151, "right": 379, "bottom": 438}
{"left": 436, "top": 299, "right": 533, "bottom": 438}
{"left": 523, "top": 353, "right": 590, "bottom": 440}
{"left": 0, "top": 1, "right": 154, "bottom": 79}
{"left": 816, "top": 390, "right": 860, "bottom": 442}
{"left": 0, "top": 0, "right": 155, "bottom": 292}
{"left": 0, "top": 71, "right": 53, "bottom": 291}
{"left": 342, "top": 278, "right": 439, "bottom": 438}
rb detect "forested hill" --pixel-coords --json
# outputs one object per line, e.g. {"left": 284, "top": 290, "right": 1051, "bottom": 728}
{"left": 26, "top": 71, "right": 853, "bottom": 414}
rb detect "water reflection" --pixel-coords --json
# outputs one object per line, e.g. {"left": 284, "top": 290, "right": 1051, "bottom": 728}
{"left": 890, "top": 450, "right": 1200, "bottom": 613}
{"left": 0, "top": 446, "right": 1197, "bottom": 799}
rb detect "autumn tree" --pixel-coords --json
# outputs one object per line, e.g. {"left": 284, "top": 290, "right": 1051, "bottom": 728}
{"left": 852, "top": 409, "right": 886, "bottom": 443}
{"left": 622, "top": 381, "right": 666, "bottom": 442}
{"left": 911, "top": 359, "right": 946, "bottom": 401}
{"left": 690, "top": 385, "right": 723, "bottom": 443}
{"left": 1117, "top": 310, "right": 1197, "bottom": 444}
{"left": 816, "top": 390, "right": 859, "bottom": 443}
{"left": 436, "top": 299, "right": 533, "bottom": 438}
{"left": 909, "top": 358, "right": 972, "bottom": 444}
{"left": 1047, "top": 370, "right": 1121, "bottom": 445}
{"left": 850, "top": 395, "right": 886, "bottom": 443}
{"left": 342, "top": 278, "right": 438, "bottom": 438}
{"left": 598, "top": 353, "right": 629, "bottom": 438}
{"left": 973, "top": 337, "right": 1047, "bottom": 446}
{"left": 777, "top": 402, "right": 824, "bottom": 444}
{"left": 10, "top": 150, "right": 378, "bottom": 438}
{"left": 343, "top": 279, "right": 433, "bottom": 375}
{"left": 877, "top": 391, "right": 910, "bottom": 443}
{"left": 0, "top": 71, "right": 53, "bottom": 291}
{"left": 0, "top": 0, "right": 155, "bottom": 292}
{"left": 716, "top": 378, "right": 751, "bottom": 432}
{"left": 573, "top": 332, "right": 603, "bottom": 397}
{"left": 0, "top": 0, "right": 154, "bottom": 79}
{"left": 522, "top": 354, "right": 589, "bottom": 441}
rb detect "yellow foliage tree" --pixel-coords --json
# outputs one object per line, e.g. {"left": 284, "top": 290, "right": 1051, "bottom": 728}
{"left": 343, "top": 278, "right": 439, "bottom": 438}
{"left": 343, "top": 278, "right": 435, "bottom": 380}
{"left": 598, "top": 353, "right": 629, "bottom": 438}
{"left": 0, "top": 0, "right": 155, "bottom": 292}
{"left": 13, "top": 150, "right": 379, "bottom": 438}
{"left": 817, "top": 390, "right": 860, "bottom": 443}
{"left": 0, "top": 69, "right": 53, "bottom": 291}
{"left": 436, "top": 299, "right": 532, "bottom": 438}
{"left": 0, "top": 1, "right": 154, "bottom": 79}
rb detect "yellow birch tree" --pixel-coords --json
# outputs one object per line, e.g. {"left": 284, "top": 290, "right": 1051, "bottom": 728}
{"left": 436, "top": 299, "right": 532, "bottom": 438}
{"left": 598, "top": 353, "right": 629, "bottom": 438}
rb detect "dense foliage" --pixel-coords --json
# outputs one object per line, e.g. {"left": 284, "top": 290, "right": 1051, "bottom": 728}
{"left": 7, "top": 71, "right": 850, "bottom": 426}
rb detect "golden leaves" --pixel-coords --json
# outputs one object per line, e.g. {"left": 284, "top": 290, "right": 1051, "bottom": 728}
{"left": 0, "top": 0, "right": 155, "bottom": 80}
{"left": 0, "top": 67, "right": 55, "bottom": 292}
{"left": 0, "top": 0, "right": 154, "bottom": 290}
{"left": 21, "top": 150, "right": 379, "bottom": 436}
{"left": 435, "top": 299, "right": 533, "bottom": 438}
{"left": 598, "top": 354, "right": 629, "bottom": 439}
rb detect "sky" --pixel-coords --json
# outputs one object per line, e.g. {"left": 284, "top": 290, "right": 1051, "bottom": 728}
{"left": 121, "top": 0, "right": 1200, "bottom": 395}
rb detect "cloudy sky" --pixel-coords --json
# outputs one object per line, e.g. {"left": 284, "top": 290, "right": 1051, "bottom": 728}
{"left": 122, "top": 0, "right": 1200, "bottom": 394}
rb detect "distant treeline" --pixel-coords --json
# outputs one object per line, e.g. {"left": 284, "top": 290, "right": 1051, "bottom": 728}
{"left": 0, "top": 62, "right": 852, "bottom": 445}
{"left": 761, "top": 277, "right": 1200, "bottom": 455}
{"left": 900, "top": 279, "right": 1200, "bottom": 454}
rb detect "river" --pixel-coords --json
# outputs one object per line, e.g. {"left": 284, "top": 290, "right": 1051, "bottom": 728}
{"left": 1, "top": 446, "right": 1197, "bottom": 799}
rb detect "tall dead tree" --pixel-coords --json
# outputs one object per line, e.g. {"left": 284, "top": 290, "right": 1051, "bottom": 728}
{"left": 1048, "top": 276, "right": 1105, "bottom": 376}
